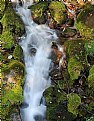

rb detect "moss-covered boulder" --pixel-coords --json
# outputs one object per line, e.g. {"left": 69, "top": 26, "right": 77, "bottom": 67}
{"left": 65, "top": 39, "right": 87, "bottom": 81}
{"left": 68, "top": 93, "right": 81, "bottom": 116}
{"left": 0, "top": 30, "right": 14, "bottom": 49}
{"left": 44, "top": 87, "right": 75, "bottom": 121}
{"left": 65, "top": 39, "right": 87, "bottom": 65}
{"left": 1, "top": 60, "right": 25, "bottom": 120}
{"left": 88, "top": 65, "right": 94, "bottom": 88}
{"left": 1, "top": 77, "right": 23, "bottom": 120}
{"left": 49, "top": 1, "right": 67, "bottom": 25}
{"left": 1, "top": 2, "right": 25, "bottom": 49}
{"left": 13, "top": 44, "right": 23, "bottom": 60}
{"left": 0, "top": 0, "right": 6, "bottom": 19}
{"left": 1, "top": 3, "right": 24, "bottom": 37}
{"left": 29, "top": 2, "right": 48, "bottom": 24}
{"left": 75, "top": 4, "right": 94, "bottom": 39}
{"left": 68, "top": 57, "right": 83, "bottom": 81}
{"left": 85, "top": 40, "right": 94, "bottom": 56}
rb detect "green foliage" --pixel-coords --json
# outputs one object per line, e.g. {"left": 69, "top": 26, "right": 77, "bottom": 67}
{"left": 68, "top": 57, "right": 83, "bottom": 80}
{"left": 49, "top": 1, "right": 67, "bottom": 24}
{"left": 13, "top": 44, "right": 23, "bottom": 60}
{"left": 75, "top": 4, "right": 94, "bottom": 39}
{"left": 88, "top": 65, "right": 94, "bottom": 88}
{"left": 68, "top": 93, "right": 81, "bottom": 116}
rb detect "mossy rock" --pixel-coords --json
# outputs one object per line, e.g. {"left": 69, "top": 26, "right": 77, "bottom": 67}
{"left": 0, "top": 29, "right": 14, "bottom": 49}
{"left": 49, "top": 1, "right": 67, "bottom": 25}
{"left": 68, "top": 57, "right": 83, "bottom": 81}
{"left": 29, "top": 2, "right": 48, "bottom": 24}
{"left": 47, "top": 101, "right": 75, "bottom": 121}
{"left": 85, "top": 40, "right": 94, "bottom": 56}
{"left": 8, "top": 60, "right": 25, "bottom": 75}
{"left": 2, "top": 60, "right": 25, "bottom": 76}
{"left": 1, "top": 2, "right": 25, "bottom": 49}
{"left": 88, "top": 65, "right": 94, "bottom": 88}
{"left": 1, "top": 2, "right": 25, "bottom": 37}
{"left": 65, "top": 39, "right": 87, "bottom": 66}
{"left": 0, "top": 0, "right": 5, "bottom": 19}
{"left": 1, "top": 81, "right": 23, "bottom": 120}
{"left": 13, "top": 44, "right": 23, "bottom": 60}
{"left": 75, "top": 4, "right": 94, "bottom": 39}
{"left": 68, "top": 93, "right": 81, "bottom": 116}
{"left": 62, "top": 28, "right": 77, "bottom": 38}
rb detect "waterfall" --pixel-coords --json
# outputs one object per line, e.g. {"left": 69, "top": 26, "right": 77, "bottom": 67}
{"left": 14, "top": 0, "right": 58, "bottom": 121}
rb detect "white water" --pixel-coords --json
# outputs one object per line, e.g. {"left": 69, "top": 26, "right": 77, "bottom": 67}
{"left": 14, "top": 0, "right": 58, "bottom": 121}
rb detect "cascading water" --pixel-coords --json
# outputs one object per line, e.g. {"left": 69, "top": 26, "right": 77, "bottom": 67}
{"left": 13, "top": 0, "right": 58, "bottom": 121}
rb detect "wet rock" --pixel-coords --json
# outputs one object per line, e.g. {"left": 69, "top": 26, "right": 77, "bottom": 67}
{"left": 50, "top": 68, "right": 63, "bottom": 81}
{"left": 11, "top": 108, "right": 22, "bottom": 121}
{"left": 62, "top": 28, "right": 77, "bottom": 38}
{"left": 0, "top": 22, "right": 3, "bottom": 34}
{"left": 34, "top": 115, "right": 45, "bottom": 121}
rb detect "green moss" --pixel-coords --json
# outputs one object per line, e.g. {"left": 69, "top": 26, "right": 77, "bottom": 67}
{"left": 65, "top": 39, "right": 87, "bottom": 66}
{"left": 68, "top": 93, "right": 81, "bottom": 116}
{"left": 0, "top": 0, "right": 5, "bottom": 19}
{"left": 88, "top": 65, "right": 94, "bottom": 88}
{"left": 0, "top": 29, "right": 14, "bottom": 49}
{"left": 1, "top": 3, "right": 24, "bottom": 37}
{"left": 1, "top": 79, "right": 23, "bottom": 120}
{"left": 75, "top": 4, "right": 94, "bottom": 39}
{"left": 85, "top": 41, "right": 94, "bottom": 56}
{"left": 65, "top": 39, "right": 87, "bottom": 81}
{"left": 2, "top": 60, "right": 25, "bottom": 77}
{"left": 13, "top": 44, "right": 23, "bottom": 60}
{"left": 68, "top": 57, "right": 83, "bottom": 81}
{"left": 1, "top": 2, "right": 24, "bottom": 49}
{"left": 49, "top": 1, "right": 67, "bottom": 25}
{"left": 2, "top": 85, "right": 23, "bottom": 104}
{"left": 29, "top": 2, "right": 48, "bottom": 24}
{"left": 8, "top": 60, "right": 24, "bottom": 75}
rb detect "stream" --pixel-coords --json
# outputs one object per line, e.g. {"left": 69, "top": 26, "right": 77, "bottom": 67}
{"left": 14, "top": 0, "right": 58, "bottom": 121}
